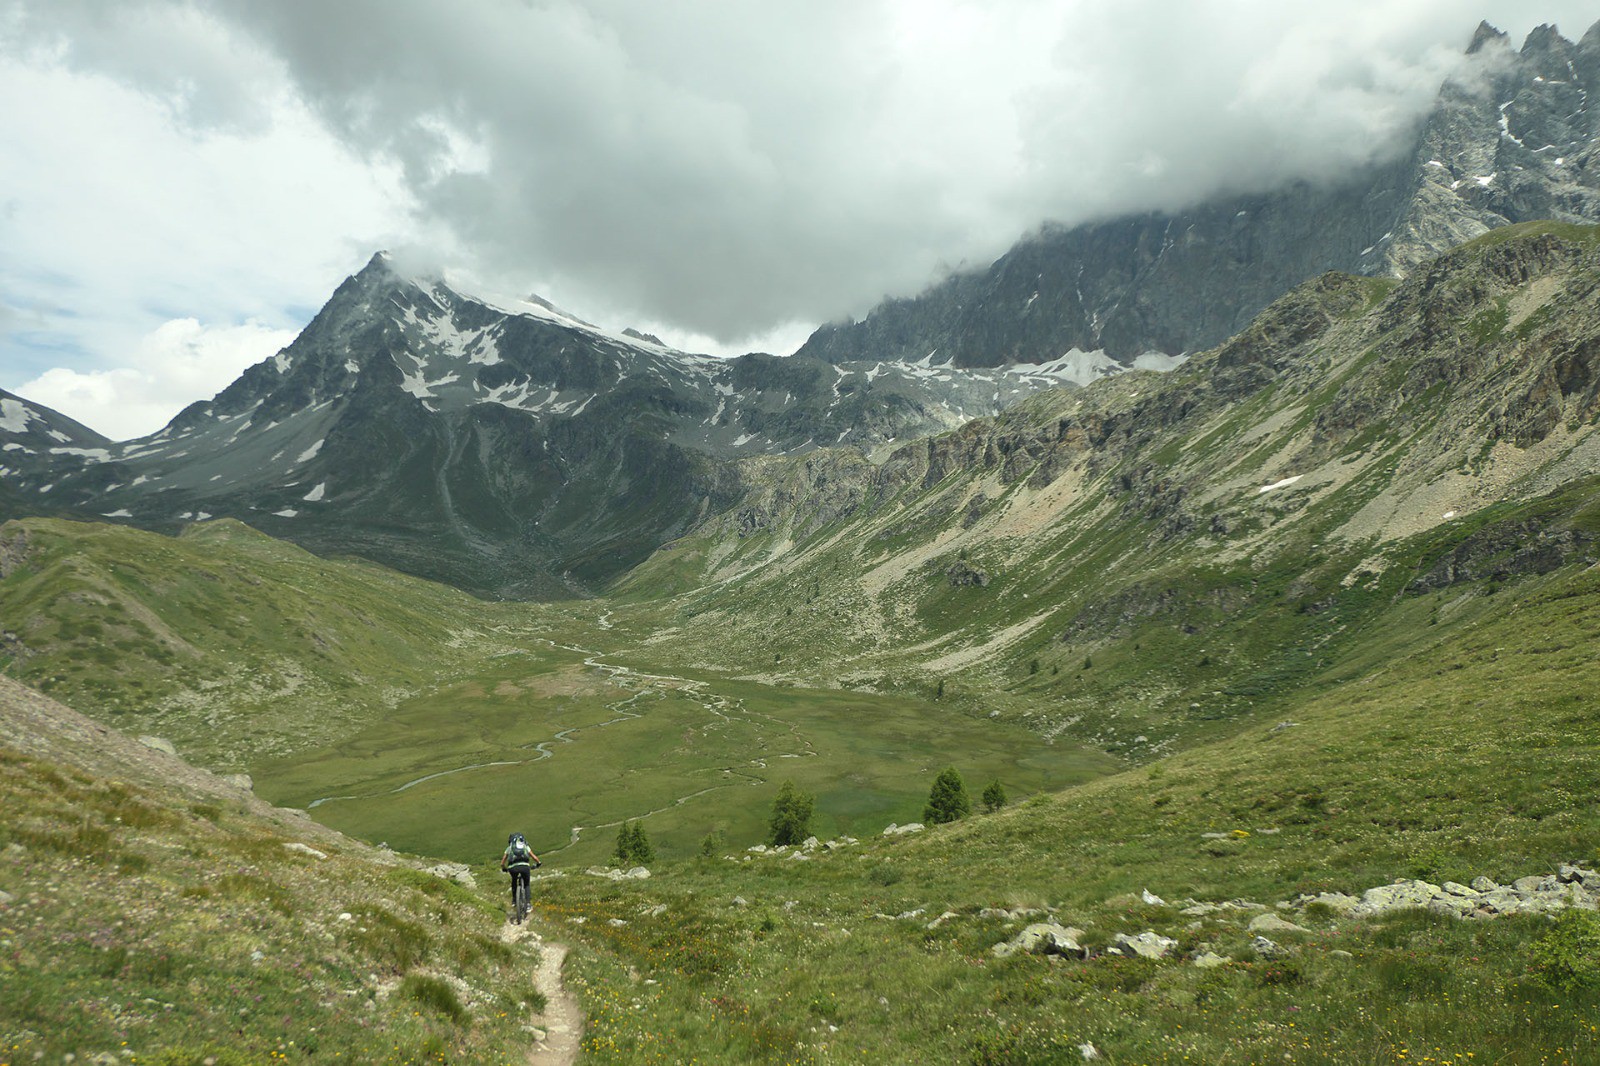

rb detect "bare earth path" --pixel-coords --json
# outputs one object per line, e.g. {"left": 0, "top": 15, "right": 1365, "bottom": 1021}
{"left": 501, "top": 922, "right": 582, "bottom": 1065}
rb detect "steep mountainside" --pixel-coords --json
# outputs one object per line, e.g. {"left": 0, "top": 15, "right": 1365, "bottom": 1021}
{"left": 796, "top": 20, "right": 1600, "bottom": 367}
{"left": 0, "top": 257, "right": 1119, "bottom": 598}
{"left": 619, "top": 224, "right": 1600, "bottom": 752}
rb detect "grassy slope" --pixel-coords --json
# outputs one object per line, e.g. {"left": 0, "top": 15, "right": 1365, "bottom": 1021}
{"left": 529, "top": 557, "right": 1600, "bottom": 1065}
{"left": 0, "top": 516, "right": 521, "bottom": 768}
{"left": 0, "top": 677, "right": 545, "bottom": 1065}
{"left": 4, "top": 225, "right": 1600, "bottom": 1062}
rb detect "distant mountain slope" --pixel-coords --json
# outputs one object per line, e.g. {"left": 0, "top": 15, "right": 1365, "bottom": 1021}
{"left": 623, "top": 223, "right": 1600, "bottom": 752}
{"left": 0, "top": 257, "right": 1120, "bottom": 598}
{"left": 796, "top": 19, "right": 1600, "bottom": 368}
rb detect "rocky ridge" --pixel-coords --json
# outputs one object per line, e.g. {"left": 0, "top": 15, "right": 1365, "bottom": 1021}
{"left": 797, "top": 20, "right": 1600, "bottom": 368}
{"left": 0, "top": 257, "right": 1145, "bottom": 598}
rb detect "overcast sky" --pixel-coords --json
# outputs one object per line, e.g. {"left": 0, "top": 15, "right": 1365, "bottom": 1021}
{"left": 3, "top": 1, "right": 1597, "bottom": 440}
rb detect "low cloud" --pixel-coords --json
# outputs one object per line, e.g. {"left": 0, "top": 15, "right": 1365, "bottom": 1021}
{"left": 3, "top": 0, "right": 1598, "bottom": 413}
{"left": 18, "top": 318, "right": 298, "bottom": 440}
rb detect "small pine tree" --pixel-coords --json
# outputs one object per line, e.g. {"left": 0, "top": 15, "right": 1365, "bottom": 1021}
{"left": 924, "top": 767, "right": 972, "bottom": 824}
{"left": 768, "top": 780, "right": 815, "bottom": 846}
{"left": 613, "top": 821, "right": 656, "bottom": 865}
{"left": 699, "top": 830, "right": 725, "bottom": 858}
{"left": 982, "top": 779, "right": 1007, "bottom": 813}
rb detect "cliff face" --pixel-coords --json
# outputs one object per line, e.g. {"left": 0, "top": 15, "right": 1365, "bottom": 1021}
{"left": 796, "top": 21, "right": 1600, "bottom": 369}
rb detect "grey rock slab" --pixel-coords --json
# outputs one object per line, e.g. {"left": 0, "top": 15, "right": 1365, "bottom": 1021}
{"left": 1110, "top": 931, "right": 1178, "bottom": 960}
{"left": 991, "top": 922, "right": 1086, "bottom": 959}
{"left": 1558, "top": 864, "right": 1597, "bottom": 884}
{"left": 1251, "top": 936, "right": 1287, "bottom": 958}
{"left": 1470, "top": 876, "right": 1500, "bottom": 892}
{"left": 1248, "top": 913, "right": 1308, "bottom": 934}
{"left": 1191, "top": 951, "right": 1229, "bottom": 969}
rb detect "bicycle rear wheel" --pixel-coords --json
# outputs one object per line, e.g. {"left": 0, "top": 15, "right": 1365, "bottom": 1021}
{"left": 515, "top": 878, "right": 530, "bottom": 923}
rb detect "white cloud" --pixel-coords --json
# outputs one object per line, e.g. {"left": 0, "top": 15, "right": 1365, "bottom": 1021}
{"left": 2, "top": 0, "right": 1598, "bottom": 421}
{"left": 17, "top": 318, "right": 298, "bottom": 440}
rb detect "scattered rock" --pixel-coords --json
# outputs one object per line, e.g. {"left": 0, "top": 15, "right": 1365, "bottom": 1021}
{"left": 802, "top": 836, "right": 821, "bottom": 850}
{"left": 1141, "top": 889, "right": 1166, "bottom": 906}
{"left": 991, "top": 922, "right": 1086, "bottom": 959}
{"left": 1330, "top": 949, "right": 1354, "bottom": 959}
{"left": 137, "top": 735, "right": 176, "bottom": 756}
{"left": 421, "top": 862, "right": 475, "bottom": 887}
{"left": 585, "top": 866, "right": 651, "bottom": 881}
{"left": 281, "top": 842, "right": 327, "bottom": 861}
{"left": 1247, "top": 913, "right": 1307, "bottom": 934}
{"left": 1350, "top": 880, "right": 1442, "bottom": 918}
{"left": 731, "top": 896, "right": 749, "bottom": 907}
{"left": 1192, "top": 951, "right": 1229, "bottom": 969}
{"left": 1250, "top": 936, "right": 1287, "bottom": 959}
{"left": 1109, "top": 931, "right": 1178, "bottom": 959}
{"left": 1079, "top": 1043, "right": 1101, "bottom": 1061}
{"left": 1559, "top": 864, "right": 1597, "bottom": 885}
{"left": 1470, "top": 875, "right": 1500, "bottom": 892}
{"left": 222, "top": 773, "right": 254, "bottom": 791}
{"left": 640, "top": 904, "right": 668, "bottom": 917}
{"left": 608, "top": 918, "right": 629, "bottom": 927}
{"left": 337, "top": 912, "right": 353, "bottom": 921}
{"left": 1270, "top": 721, "right": 1299, "bottom": 733}
{"left": 1299, "top": 892, "right": 1360, "bottom": 915}
{"left": 882, "top": 823, "right": 925, "bottom": 836}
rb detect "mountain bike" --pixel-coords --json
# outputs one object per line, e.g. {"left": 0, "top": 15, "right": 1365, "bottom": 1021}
{"left": 513, "top": 876, "right": 530, "bottom": 923}
{"left": 511, "top": 860, "right": 541, "bottom": 924}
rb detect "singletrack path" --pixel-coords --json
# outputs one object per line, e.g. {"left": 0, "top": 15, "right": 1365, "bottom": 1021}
{"left": 501, "top": 922, "right": 582, "bottom": 1066}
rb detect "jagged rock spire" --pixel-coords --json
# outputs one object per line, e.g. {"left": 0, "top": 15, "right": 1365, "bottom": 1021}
{"left": 1467, "top": 20, "right": 1508, "bottom": 54}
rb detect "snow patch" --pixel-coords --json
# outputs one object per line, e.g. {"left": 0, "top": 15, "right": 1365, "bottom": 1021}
{"left": 303, "top": 482, "right": 327, "bottom": 502}
{"left": 101, "top": 509, "right": 132, "bottom": 518}
{"left": 49, "top": 446, "right": 112, "bottom": 462}
{"left": 297, "top": 439, "right": 325, "bottom": 463}
{"left": 1257, "top": 475, "right": 1303, "bottom": 494}
{"left": 0, "top": 398, "right": 37, "bottom": 433}
{"left": 273, "top": 508, "right": 299, "bottom": 518}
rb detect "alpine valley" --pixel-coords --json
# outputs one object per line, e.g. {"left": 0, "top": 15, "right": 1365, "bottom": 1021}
{"left": 6, "top": 19, "right": 1600, "bottom": 1066}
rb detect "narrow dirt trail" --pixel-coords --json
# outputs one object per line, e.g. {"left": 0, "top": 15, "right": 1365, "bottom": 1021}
{"left": 501, "top": 922, "right": 582, "bottom": 1066}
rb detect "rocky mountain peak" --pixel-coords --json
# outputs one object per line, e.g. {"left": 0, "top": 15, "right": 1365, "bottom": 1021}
{"left": 1467, "top": 21, "right": 1509, "bottom": 54}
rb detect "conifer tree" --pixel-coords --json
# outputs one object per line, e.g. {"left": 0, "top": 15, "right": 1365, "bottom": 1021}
{"left": 982, "top": 779, "right": 1007, "bottom": 813}
{"left": 613, "top": 820, "right": 656, "bottom": 865}
{"left": 768, "top": 780, "right": 815, "bottom": 846}
{"left": 924, "top": 766, "right": 972, "bottom": 824}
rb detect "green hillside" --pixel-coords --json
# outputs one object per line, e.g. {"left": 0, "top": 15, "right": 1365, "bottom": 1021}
{"left": 4, "top": 225, "right": 1600, "bottom": 1063}
{"left": 0, "top": 676, "right": 547, "bottom": 1064}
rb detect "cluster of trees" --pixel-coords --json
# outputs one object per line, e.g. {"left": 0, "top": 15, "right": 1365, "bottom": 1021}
{"left": 612, "top": 820, "right": 655, "bottom": 865}
{"left": 609, "top": 770, "right": 1009, "bottom": 866}
{"left": 767, "top": 768, "right": 1007, "bottom": 846}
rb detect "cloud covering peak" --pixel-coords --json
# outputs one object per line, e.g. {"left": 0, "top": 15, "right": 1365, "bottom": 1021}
{"left": 3, "top": 0, "right": 1597, "bottom": 437}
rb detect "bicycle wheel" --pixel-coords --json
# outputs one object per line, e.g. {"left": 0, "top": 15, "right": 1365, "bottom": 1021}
{"left": 515, "top": 878, "right": 530, "bottom": 923}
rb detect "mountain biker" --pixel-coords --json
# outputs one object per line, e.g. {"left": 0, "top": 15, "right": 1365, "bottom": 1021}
{"left": 500, "top": 832, "right": 540, "bottom": 910}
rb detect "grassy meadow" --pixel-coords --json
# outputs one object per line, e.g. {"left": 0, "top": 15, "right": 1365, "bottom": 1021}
{"left": 254, "top": 636, "right": 1117, "bottom": 867}
{"left": 518, "top": 560, "right": 1600, "bottom": 1065}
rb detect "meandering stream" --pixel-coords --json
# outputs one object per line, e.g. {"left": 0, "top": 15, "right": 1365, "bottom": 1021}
{"left": 304, "top": 630, "right": 814, "bottom": 832}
